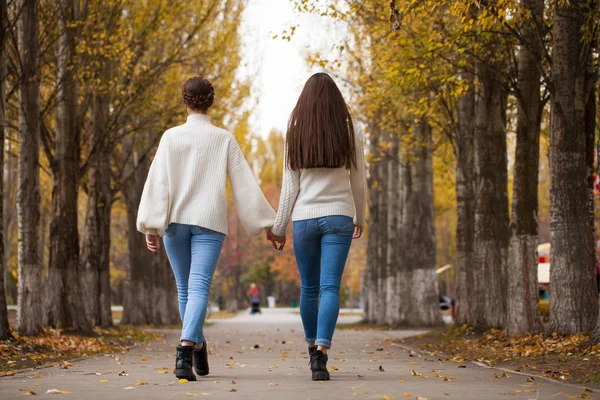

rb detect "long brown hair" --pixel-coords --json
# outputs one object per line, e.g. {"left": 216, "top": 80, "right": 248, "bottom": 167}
{"left": 286, "top": 73, "right": 355, "bottom": 170}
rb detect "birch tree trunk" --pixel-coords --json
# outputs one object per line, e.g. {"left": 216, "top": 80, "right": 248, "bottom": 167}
{"left": 454, "top": 70, "right": 476, "bottom": 326}
{"left": 375, "top": 137, "right": 389, "bottom": 324}
{"left": 506, "top": 0, "right": 544, "bottom": 336}
{"left": 473, "top": 52, "right": 510, "bottom": 330}
{"left": 81, "top": 91, "right": 113, "bottom": 327}
{"left": 16, "top": 0, "right": 43, "bottom": 336}
{"left": 0, "top": 0, "right": 11, "bottom": 340}
{"left": 400, "top": 119, "right": 442, "bottom": 327}
{"left": 45, "top": 0, "right": 91, "bottom": 332}
{"left": 548, "top": 0, "right": 598, "bottom": 335}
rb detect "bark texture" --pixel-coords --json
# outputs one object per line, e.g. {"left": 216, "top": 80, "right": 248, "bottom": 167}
{"left": 473, "top": 51, "right": 510, "bottom": 330}
{"left": 454, "top": 70, "right": 476, "bottom": 326}
{"left": 400, "top": 120, "right": 441, "bottom": 327}
{"left": 81, "top": 92, "right": 113, "bottom": 327}
{"left": 0, "top": 0, "right": 11, "bottom": 340}
{"left": 45, "top": 0, "right": 91, "bottom": 332}
{"left": 16, "top": 0, "right": 43, "bottom": 336}
{"left": 548, "top": 0, "right": 598, "bottom": 335}
{"left": 506, "top": 0, "right": 544, "bottom": 336}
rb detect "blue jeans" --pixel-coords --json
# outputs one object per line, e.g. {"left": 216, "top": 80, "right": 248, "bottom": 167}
{"left": 293, "top": 216, "right": 354, "bottom": 348}
{"left": 163, "top": 223, "right": 225, "bottom": 344}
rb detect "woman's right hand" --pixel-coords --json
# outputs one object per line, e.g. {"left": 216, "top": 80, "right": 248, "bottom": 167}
{"left": 146, "top": 234, "right": 161, "bottom": 253}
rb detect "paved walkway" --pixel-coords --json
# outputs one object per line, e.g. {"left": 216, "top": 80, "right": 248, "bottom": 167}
{"left": 0, "top": 308, "right": 596, "bottom": 399}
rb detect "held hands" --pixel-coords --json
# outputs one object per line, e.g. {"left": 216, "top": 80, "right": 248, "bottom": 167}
{"left": 146, "top": 234, "right": 161, "bottom": 253}
{"left": 266, "top": 228, "right": 286, "bottom": 251}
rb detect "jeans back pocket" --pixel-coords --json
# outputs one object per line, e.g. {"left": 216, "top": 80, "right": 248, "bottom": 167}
{"left": 323, "top": 216, "right": 354, "bottom": 234}
{"left": 293, "top": 220, "right": 308, "bottom": 237}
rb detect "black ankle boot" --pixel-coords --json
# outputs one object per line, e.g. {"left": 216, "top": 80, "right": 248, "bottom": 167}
{"left": 176, "top": 345, "right": 196, "bottom": 381}
{"left": 310, "top": 349, "right": 330, "bottom": 381}
{"left": 308, "top": 346, "right": 317, "bottom": 356}
{"left": 193, "top": 342, "right": 209, "bottom": 376}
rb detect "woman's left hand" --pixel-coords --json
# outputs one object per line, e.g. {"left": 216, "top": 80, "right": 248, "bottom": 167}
{"left": 146, "top": 234, "right": 161, "bottom": 253}
{"left": 353, "top": 225, "right": 363, "bottom": 239}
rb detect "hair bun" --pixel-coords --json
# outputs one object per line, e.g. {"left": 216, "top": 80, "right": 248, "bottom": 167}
{"left": 182, "top": 77, "right": 214, "bottom": 111}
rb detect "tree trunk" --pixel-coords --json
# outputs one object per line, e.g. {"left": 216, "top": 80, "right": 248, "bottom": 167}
{"left": 81, "top": 92, "right": 113, "bottom": 327}
{"left": 454, "top": 70, "right": 476, "bottom": 326}
{"left": 45, "top": 0, "right": 91, "bottom": 332}
{"left": 121, "top": 140, "right": 179, "bottom": 326}
{"left": 400, "top": 119, "right": 442, "bottom": 327}
{"left": 473, "top": 50, "right": 510, "bottom": 330}
{"left": 0, "top": 0, "right": 11, "bottom": 340}
{"left": 364, "top": 128, "right": 380, "bottom": 324}
{"left": 548, "top": 0, "right": 598, "bottom": 335}
{"left": 384, "top": 129, "right": 401, "bottom": 325}
{"left": 506, "top": 0, "right": 544, "bottom": 336}
{"left": 16, "top": 0, "right": 43, "bottom": 336}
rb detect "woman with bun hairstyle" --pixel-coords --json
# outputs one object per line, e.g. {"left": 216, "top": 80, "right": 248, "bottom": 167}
{"left": 137, "top": 77, "right": 275, "bottom": 381}
{"left": 267, "top": 72, "right": 367, "bottom": 381}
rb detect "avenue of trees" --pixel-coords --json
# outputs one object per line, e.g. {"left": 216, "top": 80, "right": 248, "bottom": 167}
{"left": 296, "top": 0, "right": 600, "bottom": 337}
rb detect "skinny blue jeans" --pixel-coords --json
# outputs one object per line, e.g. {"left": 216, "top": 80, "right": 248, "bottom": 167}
{"left": 163, "top": 223, "right": 225, "bottom": 344}
{"left": 293, "top": 216, "right": 354, "bottom": 348}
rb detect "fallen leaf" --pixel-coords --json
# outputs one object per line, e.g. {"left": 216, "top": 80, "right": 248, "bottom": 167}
{"left": 402, "top": 394, "right": 411, "bottom": 398}
{"left": 458, "top": 364, "right": 466, "bottom": 368}
{"left": 178, "top": 379, "right": 189, "bottom": 383}
{"left": 136, "top": 381, "right": 148, "bottom": 386}
{"left": 184, "top": 393, "right": 199, "bottom": 397}
{"left": 410, "top": 361, "right": 418, "bottom": 365}
{"left": 140, "top": 357, "right": 147, "bottom": 362}
{"left": 231, "top": 380, "right": 237, "bottom": 384}
{"left": 23, "top": 391, "right": 37, "bottom": 396}
{"left": 379, "top": 365, "right": 385, "bottom": 372}
{"left": 330, "top": 366, "right": 339, "bottom": 371}
{"left": 227, "top": 388, "right": 237, "bottom": 392}
{"left": 501, "top": 372, "right": 509, "bottom": 378}
{"left": 411, "top": 370, "right": 421, "bottom": 376}
{"left": 269, "top": 383, "right": 279, "bottom": 386}
{"left": 123, "top": 387, "right": 135, "bottom": 390}
{"left": 46, "top": 389, "right": 72, "bottom": 395}
{"left": 444, "top": 376, "right": 450, "bottom": 382}
{"left": 99, "top": 380, "right": 107, "bottom": 383}
{"left": 118, "top": 370, "right": 128, "bottom": 376}
{"left": 579, "top": 393, "right": 592, "bottom": 399}
{"left": 527, "top": 377, "right": 535, "bottom": 382}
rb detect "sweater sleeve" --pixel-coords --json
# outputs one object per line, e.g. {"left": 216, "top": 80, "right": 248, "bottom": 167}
{"left": 350, "top": 132, "right": 367, "bottom": 226}
{"left": 271, "top": 145, "right": 300, "bottom": 237}
{"left": 137, "top": 134, "right": 170, "bottom": 236}
{"left": 227, "top": 136, "right": 276, "bottom": 236}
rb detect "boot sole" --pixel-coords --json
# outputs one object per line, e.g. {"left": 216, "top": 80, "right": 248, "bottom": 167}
{"left": 195, "top": 368, "right": 209, "bottom": 376}
{"left": 312, "top": 371, "right": 330, "bottom": 381}
{"left": 176, "top": 369, "right": 197, "bottom": 381}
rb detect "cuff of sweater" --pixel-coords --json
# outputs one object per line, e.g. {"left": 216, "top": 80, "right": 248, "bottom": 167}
{"left": 271, "top": 225, "right": 287, "bottom": 237}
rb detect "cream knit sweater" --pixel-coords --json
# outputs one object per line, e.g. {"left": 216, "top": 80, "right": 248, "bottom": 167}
{"left": 136, "top": 114, "right": 276, "bottom": 237}
{"left": 271, "top": 133, "right": 367, "bottom": 237}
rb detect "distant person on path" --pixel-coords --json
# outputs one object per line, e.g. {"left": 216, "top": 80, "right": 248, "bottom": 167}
{"left": 266, "top": 72, "right": 367, "bottom": 381}
{"left": 137, "top": 77, "right": 275, "bottom": 382}
{"left": 248, "top": 283, "right": 261, "bottom": 314}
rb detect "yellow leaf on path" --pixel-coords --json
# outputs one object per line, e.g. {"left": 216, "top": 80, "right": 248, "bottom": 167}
{"left": 184, "top": 393, "right": 199, "bottom": 397}
{"left": 527, "top": 377, "right": 535, "bottom": 382}
{"left": 46, "top": 389, "right": 72, "bottom": 394}
{"left": 269, "top": 365, "right": 279, "bottom": 369}
{"left": 136, "top": 381, "right": 148, "bottom": 386}
{"left": 99, "top": 380, "right": 107, "bottom": 383}
{"left": 227, "top": 388, "right": 237, "bottom": 392}
{"left": 399, "top": 379, "right": 406, "bottom": 383}
{"left": 213, "top": 381, "right": 220, "bottom": 384}
{"left": 269, "top": 383, "right": 279, "bottom": 386}
{"left": 178, "top": 379, "right": 189, "bottom": 383}
{"left": 411, "top": 370, "right": 421, "bottom": 376}
{"left": 411, "top": 361, "right": 418, "bottom": 365}
{"left": 444, "top": 376, "right": 450, "bottom": 382}
{"left": 140, "top": 357, "right": 147, "bottom": 362}
{"left": 23, "top": 391, "right": 37, "bottom": 396}
{"left": 432, "top": 373, "right": 440, "bottom": 377}
{"left": 579, "top": 393, "right": 592, "bottom": 399}
{"left": 231, "top": 380, "right": 237, "bottom": 384}
{"left": 402, "top": 394, "right": 411, "bottom": 397}
{"left": 501, "top": 372, "right": 509, "bottom": 378}
{"left": 330, "top": 366, "right": 339, "bottom": 371}
{"left": 118, "top": 371, "right": 128, "bottom": 376}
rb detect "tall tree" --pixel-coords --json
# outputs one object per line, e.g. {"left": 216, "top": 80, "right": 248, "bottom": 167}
{"left": 16, "top": 0, "right": 43, "bottom": 336}
{"left": 45, "top": 0, "right": 92, "bottom": 331}
{"left": 472, "top": 28, "right": 510, "bottom": 330}
{"left": 453, "top": 70, "right": 476, "bottom": 326}
{"left": 400, "top": 119, "right": 442, "bottom": 327}
{"left": 506, "top": 0, "right": 545, "bottom": 336}
{"left": 0, "top": 0, "right": 11, "bottom": 340}
{"left": 548, "top": 0, "right": 598, "bottom": 335}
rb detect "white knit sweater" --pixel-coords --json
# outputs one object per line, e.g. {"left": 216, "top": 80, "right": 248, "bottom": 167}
{"left": 136, "top": 114, "right": 276, "bottom": 237}
{"left": 271, "top": 133, "right": 367, "bottom": 237}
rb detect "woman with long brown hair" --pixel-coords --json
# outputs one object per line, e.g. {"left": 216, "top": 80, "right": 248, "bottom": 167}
{"left": 268, "top": 72, "right": 367, "bottom": 381}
